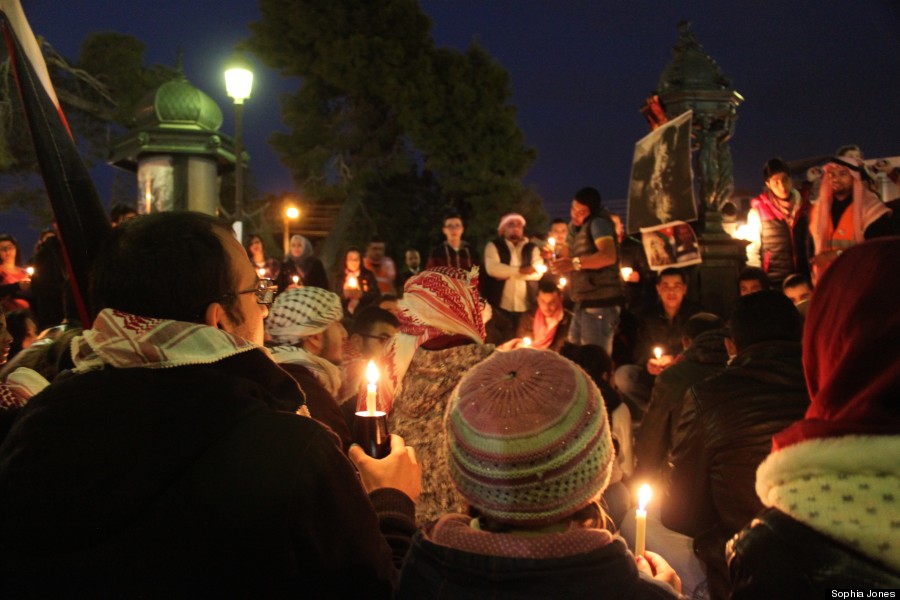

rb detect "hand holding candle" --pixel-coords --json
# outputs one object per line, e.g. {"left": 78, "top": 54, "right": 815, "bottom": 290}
{"left": 634, "top": 483, "right": 652, "bottom": 557}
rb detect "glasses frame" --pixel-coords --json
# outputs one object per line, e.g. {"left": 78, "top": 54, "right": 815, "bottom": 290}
{"left": 221, "top": 277, "right": 277, "bottom": 306}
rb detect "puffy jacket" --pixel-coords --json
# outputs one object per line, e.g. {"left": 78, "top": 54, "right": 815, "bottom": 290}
{"left": 662, "top": 341, "right": 809, "bottom": 599}
{"left": 728, "top": 508, "right": 900, "bottom": 599}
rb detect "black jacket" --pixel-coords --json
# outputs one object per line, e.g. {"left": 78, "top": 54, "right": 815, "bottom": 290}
{"left": 662, "top": 341, "right": 809, "bottom": 599}
{"left": 0, "top": 349, "right": 413, "bottom": 598}
{"left": 728, "top": 508, "right": 900, "bottom": 599}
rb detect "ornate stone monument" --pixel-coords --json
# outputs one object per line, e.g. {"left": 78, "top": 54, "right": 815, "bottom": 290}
{"left": 656, "top": 21, "right": 747, "bottom": 316}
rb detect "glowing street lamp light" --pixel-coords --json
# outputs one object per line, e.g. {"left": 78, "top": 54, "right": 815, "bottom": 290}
{"left": 283, "top": 204, "right": 300, "bottom": 256}
{"left": 224, "top": 52, "right": 254, "bottom": 243}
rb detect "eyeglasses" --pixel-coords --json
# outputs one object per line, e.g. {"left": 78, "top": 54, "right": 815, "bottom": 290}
{"left": 226, "top": 278, "right": 277, "bottom": 306}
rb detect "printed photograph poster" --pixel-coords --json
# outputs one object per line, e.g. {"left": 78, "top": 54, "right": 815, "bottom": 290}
{"left": 640, "top": 221, "right": 702, "bottom": 272}
{"left": 626, "top": 110, "right": 697, "bottom": 235}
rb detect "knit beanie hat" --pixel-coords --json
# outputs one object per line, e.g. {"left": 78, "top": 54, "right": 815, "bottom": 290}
{"left": 265, "top": 287, "right": 342, "bottom": 345}
{"left": 445, "top": 348, "right": 613, "bottom": 527}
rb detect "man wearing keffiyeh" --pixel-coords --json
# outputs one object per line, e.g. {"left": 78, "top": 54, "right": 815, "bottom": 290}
{"left": 266, "top": 286, "right": 353, "bottom": 450}
{"left": 0, "top": 211, "right": 420, "bottom": 596}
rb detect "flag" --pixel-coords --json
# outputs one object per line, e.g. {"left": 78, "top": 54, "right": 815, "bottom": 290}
{"left": 1, "top": 0, "right": 110, "bottom": 326}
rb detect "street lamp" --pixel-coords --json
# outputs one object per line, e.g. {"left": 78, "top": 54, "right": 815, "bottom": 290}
{"left": 224, "top": 52, "right": 254, "bottom": 243}
{"left": 284, "top": 204, "right": 300, "bottom": 256}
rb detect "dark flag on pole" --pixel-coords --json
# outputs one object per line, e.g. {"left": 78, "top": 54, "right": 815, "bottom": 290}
{"left": 1, "top": 0, "right": 110, "bottom": 326}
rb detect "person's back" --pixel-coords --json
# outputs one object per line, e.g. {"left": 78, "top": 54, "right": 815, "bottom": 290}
{"left": 663, "top": 291, "right": 809, "bottom": 599}
{"left": 727, "top": 238, "right": 900, "bottom": 598}
{"left": 0, "top": 212, "right": 419, "bottom": 597}
{"left": 396, "top": 349, "right": 682, "bottom": 600}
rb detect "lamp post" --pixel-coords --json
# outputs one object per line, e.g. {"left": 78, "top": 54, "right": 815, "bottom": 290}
{"left": 284, "top": 204, "right": 300, "bottom": 256}
{"left": 224, "top": 52, "right": 254, "bottom": 243}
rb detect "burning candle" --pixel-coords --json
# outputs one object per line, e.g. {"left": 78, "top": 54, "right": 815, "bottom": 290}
{"left": 535, "top": 263, "right": 548, "bottom": 275}
{"left": 347, "top": 275, "right": 359, "bottom": 290}
{"left": 354, "top": 361, "right": 390, "bottom": 458}
{"left": 548, "top": 237, "right": 557, "bottom": 259}
{"left": 292, "top": 275, "right": 300, "bottom": 285}
{"left": 634, "top": 484, "right": 652, "bottom": 556}
{"left": 558, "top": 277, "right": 567, "bottom": 288}
{"left": 257, "top": 267, "right": 267, "bottom": 278}
{"left": 365, "top": 360, "right": 379, "bottom": 415}
{"left": 522, "top": 337, "right": 532, "bottom": 347}
{"left": 26, "top": 267, "right": 34, "bottom": 277}
{"left": 653, "top": 347, "right": 663, "bottom": 360}
{"left": 621, "top": 266, "right": 633, "bottom": 281}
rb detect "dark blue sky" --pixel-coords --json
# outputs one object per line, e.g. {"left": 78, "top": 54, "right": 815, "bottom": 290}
{"left": 5, "top": 0, "right": 900, "bottom": 256}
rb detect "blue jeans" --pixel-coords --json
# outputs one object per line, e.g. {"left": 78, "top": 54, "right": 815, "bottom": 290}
{"left": 567, "top": 304, "right": 621, "bottom": 356}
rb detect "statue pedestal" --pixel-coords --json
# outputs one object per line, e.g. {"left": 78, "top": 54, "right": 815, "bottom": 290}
{"left": 697, "top": 213, "right": 747, "bottom": 318}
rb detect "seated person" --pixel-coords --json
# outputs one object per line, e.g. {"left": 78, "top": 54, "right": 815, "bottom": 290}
{"left": 501, "top": 279, "right": 572, "bottom": 352}
{"left": 396, "top": 349, "right": 682, "bottom": 599}
{"left": 737, "top": 267, "right": 771, "bottom": 296}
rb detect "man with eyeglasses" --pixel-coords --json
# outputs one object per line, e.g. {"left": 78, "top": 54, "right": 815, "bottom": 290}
{"left": 613, "top": 267, "right": 702, "bottom": 420}
{"left": 338, "top": 305, "right": 400, "bottom": 415}
{"left": 0, "top": 212, "right": 420, "bottom": 596}
{"left": 426, "top": 213, "right": 479, "bottom": 271}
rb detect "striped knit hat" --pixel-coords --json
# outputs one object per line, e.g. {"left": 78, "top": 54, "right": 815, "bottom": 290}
{"left": 265, "top": 287, "right": 343, "bottom": 345}
{"left": 445, "top": 348, "right": 613, "bottom": 526}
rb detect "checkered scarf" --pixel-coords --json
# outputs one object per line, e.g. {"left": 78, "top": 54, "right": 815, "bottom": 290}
{"left": 266, "top": 287, "right": 343, "bottom": 345}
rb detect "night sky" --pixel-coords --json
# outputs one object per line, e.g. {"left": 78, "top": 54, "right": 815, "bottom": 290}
{"left": 5, "top": 0, "right": 900, "bottom": 255}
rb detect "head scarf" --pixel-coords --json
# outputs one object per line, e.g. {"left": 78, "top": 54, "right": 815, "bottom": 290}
{"left": 809, "top": 156, "right": 890, "bottom": 253}
{"left": 773, "top": 238, "right": 900, "bottom": 450}
{"left": 371, "top": 267, "right": 486, "bottom": 413}
{"left": 285, "top": 234, "right": 313, "bottom": 263}
{"left": 265, "top": 287, "right": 343, "bottom": 345}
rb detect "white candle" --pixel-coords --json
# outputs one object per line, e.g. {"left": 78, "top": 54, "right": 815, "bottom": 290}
{"left": 558, "top": 277, "right": 567, "bottom": 288}
{"left": 634, "top": 484, "right": 652, "bottom": 556}
{"left": 653, "top": 347, "right": 663, "bottom": 360}
{"left": 522, "top": 337, "right": 532, "bottom": 348}
{"left": 621, "top": 267, "right": 633, "bottom": 281}
{"left": 365, "top": 360, "right": 379, "bottom": 415}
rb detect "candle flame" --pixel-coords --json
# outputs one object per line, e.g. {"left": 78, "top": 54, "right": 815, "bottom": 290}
{"left": 366, "top": 360, "right": 380, "bottom": 385}
{"left": 653, "top": 347, "right": 663, "bottom": 360}
{"left": 536, "top": 264, "right": 548, "bottom": 274}
{"left": 26, "top": 267, "right": 34, "bottom": 276}
{"left": 620, "top": 267, "right": 633, "bottom": 280}
{"left": 638, "top": 484, "right": 652, "bottom": 511}
{"left": 548, "top": 237, "right": 556, "bottom": 248}
{"left": 292, "top": 275, "right": 300, "bottom": 284}
{"left": 257, "top": 268, "right": 266, "bottom": 277}
{"left": 522, "top": 337, "right": 532, "bottom": 347}
{"left": 558, "top": 277, "right": 567, "bottom": 288}
{"left": 347, "top": 275, "right": 359, "bottom": 289}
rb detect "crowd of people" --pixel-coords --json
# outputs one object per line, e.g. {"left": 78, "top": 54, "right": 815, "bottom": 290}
{"left": 0, "top": 150, "right": 898, "bottom": 598}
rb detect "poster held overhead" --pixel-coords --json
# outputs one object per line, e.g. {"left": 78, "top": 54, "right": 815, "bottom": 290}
{"left": 626, "top": 110, "right": 697, "bottom": 235}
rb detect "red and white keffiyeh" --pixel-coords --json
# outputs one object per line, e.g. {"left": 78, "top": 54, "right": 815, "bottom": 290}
{"left": 368, "top": 267, "right": 486, "bottom": 413}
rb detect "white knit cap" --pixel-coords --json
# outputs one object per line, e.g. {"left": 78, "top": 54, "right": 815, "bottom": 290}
{"left": 265, "top": 287, "right": 343, "bottom": 344}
